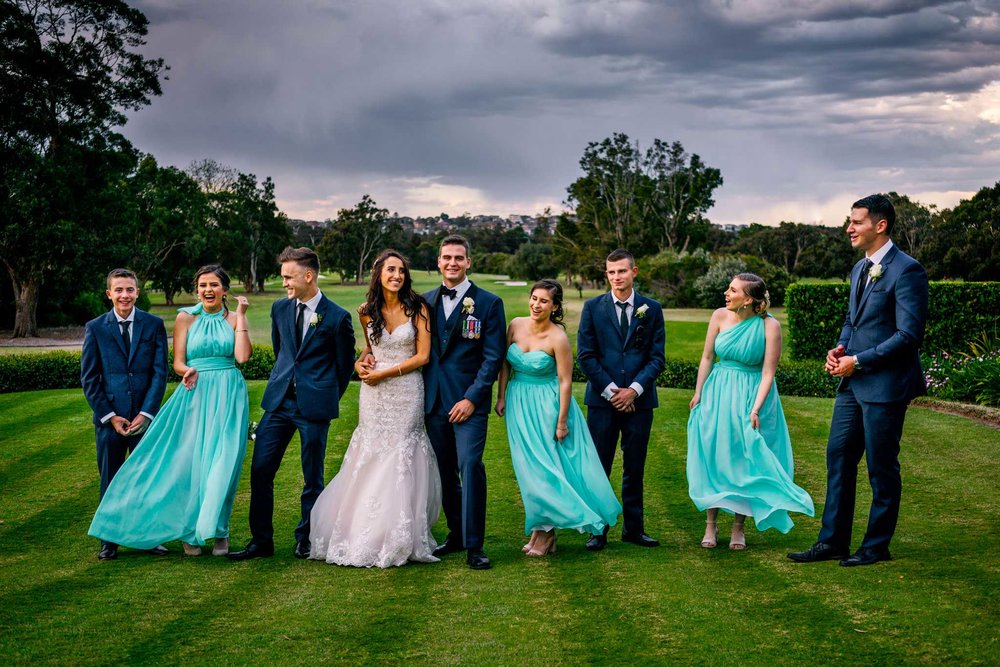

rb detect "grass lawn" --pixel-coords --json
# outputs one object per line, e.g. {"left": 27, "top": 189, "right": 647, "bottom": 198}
{"left": 1, "top": 384, "right": 997, "bottom": 664}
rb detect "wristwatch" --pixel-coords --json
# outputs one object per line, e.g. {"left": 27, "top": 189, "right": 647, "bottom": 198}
{"left": 853, "top": 355, "right": 862, "bottom": 371}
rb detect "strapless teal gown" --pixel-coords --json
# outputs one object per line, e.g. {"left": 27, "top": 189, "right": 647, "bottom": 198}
{"left": 686, "top": 316, "right": 814, "bottom": 533}
{"left": 504, "top": 344, "right": 621, "bottom": 535}
{"left": 88, "top": 304, "right": 249, "bottom": 548}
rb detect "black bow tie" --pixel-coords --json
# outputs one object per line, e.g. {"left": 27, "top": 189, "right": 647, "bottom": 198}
{"left": 440, "top": 286, "right": 458, "bottom": 299}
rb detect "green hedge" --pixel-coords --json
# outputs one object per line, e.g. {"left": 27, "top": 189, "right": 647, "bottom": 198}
{"left": 786, "top": 282, "right": 1000, "bottom": 361}
{"left": 2, "top": 346, "right": 836, "bottom": 398}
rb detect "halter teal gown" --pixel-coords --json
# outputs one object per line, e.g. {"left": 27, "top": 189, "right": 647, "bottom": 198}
{"left": 503, "top": 344, "right": 622, "bottom": 535}
{"left": 686, "top": 315, "right": 814, "bottom": 533}
{"left": 88, "top": 304, "right": 250, "bottom": 549}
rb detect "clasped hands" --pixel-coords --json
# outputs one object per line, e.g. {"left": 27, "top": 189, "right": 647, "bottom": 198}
{"left": 826, "top": 344, "right": 857, "bottom": 378}
{"left": 609, "top": 387, "right": 637, "bottom": 413}
{"left": 110, "top": 414, "right": 148, "bottom": 437}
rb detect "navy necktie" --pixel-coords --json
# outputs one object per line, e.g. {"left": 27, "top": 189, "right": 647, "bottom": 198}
{"left": 856, "top": 259, "right": 872, "bottom": 307}
{"left": 617, "top": 301, "right": 629, "bottom": 338}
{"left": 120, "top": 320, "right": 131, "bottom": 357}
{"left": 295, "top": 303, "right": 307, "bottom": 350}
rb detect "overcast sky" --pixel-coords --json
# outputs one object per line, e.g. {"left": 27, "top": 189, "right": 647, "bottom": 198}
{"left": 125, "top": 0, "right": 1000, "bottom": 226}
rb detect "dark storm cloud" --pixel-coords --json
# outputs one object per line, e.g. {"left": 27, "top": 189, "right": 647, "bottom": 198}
{"left": 122, "top": 0, "right": 1000, "bottom": 222}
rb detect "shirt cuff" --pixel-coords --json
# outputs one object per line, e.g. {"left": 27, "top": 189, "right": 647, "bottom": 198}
{"left": 629, "top": 382, "right": 644, "bottom": 397}
{"left": 139, "top": 411, "right": 155, "bottom": 421}
{"left": 601, "top": 383, "right": 619, "bottom": 401}
{"left": 100, "top": 412, "right": 116, "bottom": 424}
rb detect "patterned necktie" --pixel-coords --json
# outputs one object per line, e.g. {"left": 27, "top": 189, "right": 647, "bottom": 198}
{"left": 295, "top": 303, "right": 307, "bottom": 350}
{"left": 856, "top": 259, "right": 872, "bottom": 307}
{"left": 617, "top": 301, "right": 629, "bottom": 338}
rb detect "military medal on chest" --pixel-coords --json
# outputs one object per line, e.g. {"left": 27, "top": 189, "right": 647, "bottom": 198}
{"left": 462, "top": 315, "right": 482, "bottom": 339}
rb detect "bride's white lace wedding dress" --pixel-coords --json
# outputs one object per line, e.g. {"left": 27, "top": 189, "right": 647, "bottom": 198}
{"left": 309, "top": 321, "right": 441, "bottom": 567}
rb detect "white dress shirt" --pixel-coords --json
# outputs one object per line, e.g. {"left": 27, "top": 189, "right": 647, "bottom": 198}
{"left": 296, "top": 290, "right": 325, "bottom": 344}
{"left": 441, "top": 278, "right": 472, "bottom": 320}
{"left": 101, "top": 308, "right": 154, "bottom": 425}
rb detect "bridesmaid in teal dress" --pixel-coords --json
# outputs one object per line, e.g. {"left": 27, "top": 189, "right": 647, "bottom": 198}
{"left": 495, "top": 280, "right": 621, "bottom": 556}
{"left": 88, "top": 265, "right": 252, "bottom": 556}
{"left": 687, "top": 273, "right": 814, "bottom": 550}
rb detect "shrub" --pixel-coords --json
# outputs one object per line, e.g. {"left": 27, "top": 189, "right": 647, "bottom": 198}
{"left": 0, "top": 351, "right": 82, "bottom": 393}
{"left": 775, "top": 360, "right": 838, "bottom": 398}
{"left": 786, "top": 281, "right": 1000, "bottom": 361}
{"left": 635, "top": 249, "right": 711, "bottom": 308}
{"left": 924, "top": 331, "right": 1000, "bottom": 406}
{"left": 693, "top": 255, "right": 789, "bottom": 309}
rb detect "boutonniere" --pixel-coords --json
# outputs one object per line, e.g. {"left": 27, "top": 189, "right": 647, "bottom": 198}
{"left": 462, "top": 297, "right": 475, "bottom": 316}
{"left": 635, "top": 304, "right": 649, "bottom": 319}
{"left": 868, "top": 263, "right": 883, "bottom": 283}
{"left": 309, "top": 313, "right": 322, "bottom": 327}
{"left": 248, "top": 420, "right": 258, "bottom": 443}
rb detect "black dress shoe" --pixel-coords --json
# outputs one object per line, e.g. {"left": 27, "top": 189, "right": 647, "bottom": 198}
{"left": 98, "top": 544, "right": 118, "bottom": 561}
{"left": 840, "top": 547, "right": 892, "bottom": 567}
{"left": 622, "top": 532, "right": 660, "bottom": 547}
{"left": 466, "top": 548, "right": 491, "bottom": 570}
{"left": 294, "top": 540, "right": 310, "bottom": 559}
{"left": 147, "top": 545, "right": 169, "bottom": 556}
{"left": 432, "top": 536, "right": 465, "bottom": 558}
{"left": 226, "top": 541, "right": 275, "bottom": 561}
{"left": 787, "top": 542, "right": 849, "bottom": 563}
{"left": 585, "top": 534, "right": 607, "bottom": 552}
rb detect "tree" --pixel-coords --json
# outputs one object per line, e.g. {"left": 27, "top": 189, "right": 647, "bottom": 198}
{"left": 509, "top": 242, "right": 559, "bottom": 281}
{"left": 0, "top": 0, "right": 165, "bottom": 336}
{"left": 318, "top": 195, "right": 396, "bottom": 284}
{"left": 921, "top": 182, "right": 1000, "bottom": 281}
{"left": 644, "top": 139, "right": 722, "bottom": 252}
{"left": 888, "top": 192, "right": 936, "bottom": 260}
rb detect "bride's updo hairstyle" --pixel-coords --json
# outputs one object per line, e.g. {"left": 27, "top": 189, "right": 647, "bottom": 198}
{"left": 735, "top": 272, "right": 770, "bottom": 317}
{"left": 531, "top": 279, "right": 565, "bottom": 329}
{"left": 193, "top": 264, "right": 231, "bottom": 313}
{"left": 362, "top": 249, "right": 428, "bottom": 346}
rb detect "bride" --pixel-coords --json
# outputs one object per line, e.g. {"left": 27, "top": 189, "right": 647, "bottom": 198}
{"left": 309, "top": 249, "right": 441, "bottom": 567}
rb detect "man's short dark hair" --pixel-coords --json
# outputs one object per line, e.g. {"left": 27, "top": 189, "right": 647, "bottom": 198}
{"left": 852, "top": 194, "right": 896, "bottom": 235}
{"left": 106, "top": 268, "right": 138, "bottom": 289}
{"left": 606, "top": 248, "right": 635, "bottom": 268}
{"left": 278, "top": 246, "right": 320, "bottom": 274}
{"left": 439, "top": 234, "right": 471, "bottom": 256}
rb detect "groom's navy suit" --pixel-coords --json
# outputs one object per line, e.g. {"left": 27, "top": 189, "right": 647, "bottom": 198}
{"left": 423, "top": 283, "right": 505, "bottom": 549}
{"left": 249, "top": 294, "right": 355, "bottom": 547}
{"left": 81, "top": 308, "right": 168, "bottom": 499}
{"left": 578, "top": 291, "right": 665, "bottom": 535}
{"left": 818, "top": 244, "right": 928, "bottom": 553}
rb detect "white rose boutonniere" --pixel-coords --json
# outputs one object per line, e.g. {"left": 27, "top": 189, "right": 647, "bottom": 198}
{"left": 462, "top": 297, "right": 475, "bottom": 316}
{"left": 309, "top": 313, "right": 322, "bottom": 327}
{"left": 869, "top": 263, "right": 883, "bottom": 283}
{"left": 635, "top": 304, "right": 650, "bottom": 319}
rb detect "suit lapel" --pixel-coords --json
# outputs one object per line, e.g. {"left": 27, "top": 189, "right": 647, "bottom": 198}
{"left": 426, "top": 289, "right": 444, "bottom": 357}
{"left": 856, "top": 246, "right": 897, "bottom": 317}
{"left": 623, "top": 295, "right": 643, "bottom": 347}
{"left": 106, "top": 312, "right": 128, "bottom": 359}
{"left": 127, "top": 311, "right": 144, "bottom": 366}
{"left": 296, "top": 296, "right": 326, "bottom": 358}
{"left": 442, "top": 283, "right": 476, "bottom": 357}
{"left": 604, "top": 293, "right": 626, "bottom": 342}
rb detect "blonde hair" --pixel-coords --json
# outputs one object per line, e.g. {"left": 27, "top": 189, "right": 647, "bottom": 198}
{"left": 735, "top": 272, "right": 770, "bottom": 317}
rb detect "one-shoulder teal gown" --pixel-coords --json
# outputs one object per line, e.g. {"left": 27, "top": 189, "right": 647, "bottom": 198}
{"left": 504, "top": 344, "right": 622, "bottom": 535}
{"left": 686, "top": 316, "right": 814, "bottom": 533}
{"left": 88, "top": 304, "right": 250, "bottom": 549}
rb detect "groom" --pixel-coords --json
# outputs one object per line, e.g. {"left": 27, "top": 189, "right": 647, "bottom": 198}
{"left": 228, "top": 247, "right": 355, "bottom": 561}
{"left": 81, "top": 268, "right": 169, "bottom": 561}
{"left": 577, "top": 248, "right": 665, "bottom": 551}
{"left": 789, "top": 194, "right": 928, "bottom": 567}
{"left": 423, "top": 234, "right": 506, "bottom": 570}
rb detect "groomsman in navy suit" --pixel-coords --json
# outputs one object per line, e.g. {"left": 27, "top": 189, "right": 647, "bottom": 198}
{"left": 81, "top": 268, "right": 168, "bottom": 560}
{"left": 423, "top": 235, "right": 506, "bottom": 570}
{"left": 578, "top": 248, "right": 666, "bottom": 550}
{"left": 790, "top": 194, "right": 928, "bottom": 567}
{"left": 228, "top": 247, "right": 355, "bottom": 561}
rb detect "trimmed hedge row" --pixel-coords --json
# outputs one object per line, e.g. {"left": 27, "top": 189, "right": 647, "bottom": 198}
{"left": 1, "top": 345, "right": 836, "bottom": 398}
{"left": 786, "top": 282, "right": 1000, "bottom": 361}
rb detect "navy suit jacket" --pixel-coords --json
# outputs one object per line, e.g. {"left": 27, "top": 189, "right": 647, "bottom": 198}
{"left": 422, "top": 283, "right": 506, "bottom": 413}
{"left": 578, "top": 291, "right": 666, "bottom": 410}
{"left": 838, "top": 245, "right": 928, "bottom": 404}
{"left": 261, "top": 294, "right": 356, "bottom": 422}
{"left": 81, "top": 309, "right": 169, "bottom": 425}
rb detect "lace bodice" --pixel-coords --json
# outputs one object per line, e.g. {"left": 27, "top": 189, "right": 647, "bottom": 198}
{"left": 369, "top": 321, "right": 416, "bottom": 367}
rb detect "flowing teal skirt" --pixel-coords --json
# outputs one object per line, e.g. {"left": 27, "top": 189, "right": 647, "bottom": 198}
{"left": 505, "top": 369, "right": 621, "bottom": 535}
{"left": 88, "top": 358, "right": 249, "bottom": 549}
{"left": 687, "top": 361, "right": 814, "bottom": 533}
